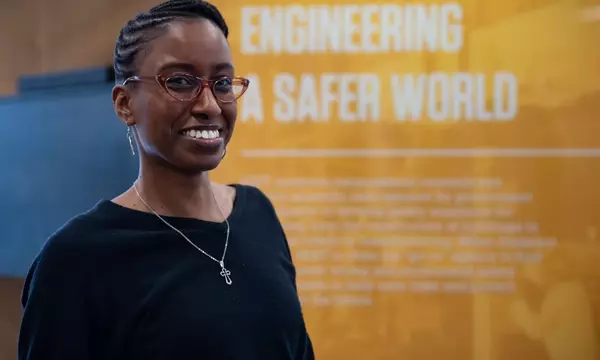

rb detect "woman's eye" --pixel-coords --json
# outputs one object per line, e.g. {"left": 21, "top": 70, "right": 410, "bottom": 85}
{"left": 214, "top": 78, "right": 233, "bottom": 93}
{"left": 166, "top": 76, "right": 196, "bottom": 89}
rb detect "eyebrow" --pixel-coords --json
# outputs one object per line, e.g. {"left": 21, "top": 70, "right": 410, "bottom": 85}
{"left": 158, "top": 62, "right": 235, "bottom": 74}
{"left": 158, "top": 62, "right": 196, "bottom": 73}
{"left": 214, "top": 62, "right": 234, "bottom": 72}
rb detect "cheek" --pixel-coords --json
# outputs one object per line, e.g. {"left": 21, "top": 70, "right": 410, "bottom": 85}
{"left": 221, "top": 103, "right": 237, "bottom": 127}
{"left": 133, "top": 94, "right": 185, "bottom": 146}
{"left": 222, "top": 103, "right": 237, "bottom": 136}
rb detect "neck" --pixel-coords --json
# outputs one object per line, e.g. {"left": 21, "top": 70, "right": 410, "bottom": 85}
{"left": 134, "top": 158, "right": 222, "bottom": 221}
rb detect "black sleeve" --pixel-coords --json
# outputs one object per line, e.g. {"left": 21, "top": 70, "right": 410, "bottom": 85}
{"left": 246, "top": 186, "right": 315, "bottom": 358}
{"left": 247, "top": 185, "right": 298, "bottom": 287}
{"left": 18, "top": 238, "right": 99, "bottom": 360}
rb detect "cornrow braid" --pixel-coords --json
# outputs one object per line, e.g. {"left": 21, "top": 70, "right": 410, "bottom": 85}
{"left": 113, "top": 0, "right": 229, "bottom": 84}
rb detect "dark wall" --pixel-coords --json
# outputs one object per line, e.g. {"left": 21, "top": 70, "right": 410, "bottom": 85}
{"left": 0, "top": 84, "right": 138, "bottom": 277}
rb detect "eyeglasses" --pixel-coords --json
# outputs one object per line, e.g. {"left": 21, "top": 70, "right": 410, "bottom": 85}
{"left": 123, "top": 74, "right": 250, "bottom": 103}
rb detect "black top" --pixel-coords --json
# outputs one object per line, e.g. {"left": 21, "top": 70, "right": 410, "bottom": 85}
{"left": 18, "top": 184, "right": 314, "bottom": 360}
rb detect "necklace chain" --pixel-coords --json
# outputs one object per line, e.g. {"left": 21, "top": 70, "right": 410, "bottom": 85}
{"left": 132, "top": 183, "right": 232, "bottom": 285}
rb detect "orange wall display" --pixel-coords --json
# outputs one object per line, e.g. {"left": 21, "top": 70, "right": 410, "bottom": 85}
{"left": 211, "top": 1, "right": 600, "bottom": 359}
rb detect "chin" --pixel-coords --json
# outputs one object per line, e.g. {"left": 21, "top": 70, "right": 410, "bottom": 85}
{"left": 157, "top": 143, "right": 226, "bottom": 174}
{"left": 177, "top": 157, "right": 222, "bottom": 175}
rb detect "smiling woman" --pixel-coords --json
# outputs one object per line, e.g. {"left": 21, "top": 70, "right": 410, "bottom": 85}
{"left": 17, "top": 1, "right": 314, "bottom": 360}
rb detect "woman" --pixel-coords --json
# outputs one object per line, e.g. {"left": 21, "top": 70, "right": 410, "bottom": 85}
{"left": 18, "top": 1, "right": 315, "bottom": 359}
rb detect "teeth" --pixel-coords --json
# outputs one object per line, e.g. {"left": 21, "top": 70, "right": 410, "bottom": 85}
{"left": 183, "top": 129, "right": 220, "bottom": 140}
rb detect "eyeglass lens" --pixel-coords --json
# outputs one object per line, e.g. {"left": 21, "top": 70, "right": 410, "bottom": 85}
{"left": 164, "top": 75, "right": 245, "bottom": 102}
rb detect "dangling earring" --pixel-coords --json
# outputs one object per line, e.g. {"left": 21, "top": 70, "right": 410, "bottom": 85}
{"left": 221, "top": 147, "right": 227, "bottom": 160}
{"left": 127, "top": 126, "right": 136, "bottom": 156}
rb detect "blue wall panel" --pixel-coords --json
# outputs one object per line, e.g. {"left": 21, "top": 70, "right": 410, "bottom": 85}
{"left": 0, "top": 85, "right": 138, "bottom": 276}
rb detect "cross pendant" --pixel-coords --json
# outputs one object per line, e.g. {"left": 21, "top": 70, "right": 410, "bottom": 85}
{"left": 219, "top": 261, "right": 232, "bottom": 285}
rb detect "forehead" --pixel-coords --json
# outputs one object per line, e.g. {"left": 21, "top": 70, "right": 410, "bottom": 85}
{"left": 139, "top": 18, "right": 232, "bottom": 75}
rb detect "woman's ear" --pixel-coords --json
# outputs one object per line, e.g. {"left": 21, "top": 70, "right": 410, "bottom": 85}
{"left": 112, "top": 84, "right": 135, "bottom": 126}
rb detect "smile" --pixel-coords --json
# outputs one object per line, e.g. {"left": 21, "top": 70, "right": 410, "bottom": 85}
{"left": 181, "top": 129, "right": 221, "bottom": 140}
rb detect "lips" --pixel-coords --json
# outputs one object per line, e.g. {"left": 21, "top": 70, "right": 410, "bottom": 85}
{"left": 178, "top": 124, "right": 225, "bottom": 151}
{"left": 181, "top": 128, "right": 221, "bottom": 140}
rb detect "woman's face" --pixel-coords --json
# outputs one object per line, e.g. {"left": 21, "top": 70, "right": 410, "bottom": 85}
{"left": 115, "top": 18, "right": 237, "bottom": 173}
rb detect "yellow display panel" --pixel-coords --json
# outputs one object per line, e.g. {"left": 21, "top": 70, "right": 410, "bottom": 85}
{"left": 213, "top": 1, "right": 600, "bottom": 359}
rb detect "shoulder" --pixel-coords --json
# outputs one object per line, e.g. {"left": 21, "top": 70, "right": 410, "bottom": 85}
{"left": 233, "top": 185, "right": 298, "bottom": 263}
{"left": 21, "top": 203, "right": 112, "bottom": 305}
{"left": 31, "top": 213, "right": 97, "bottom": 268}
{"left": 232, "top": 183, "right": 293, "bottom": 240}
{"left": 233, "top": 184, "right": 278, "bottom": 216}
{"left": 35, "top": 202, "right": 112, "bottom": 260}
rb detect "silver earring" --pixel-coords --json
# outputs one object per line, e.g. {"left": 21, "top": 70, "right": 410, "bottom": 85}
{"left": 127, "top": 127, "right": 136, "bottom": 156}
{"left": 221, "top": 147, "right": 227, "bottom": 160}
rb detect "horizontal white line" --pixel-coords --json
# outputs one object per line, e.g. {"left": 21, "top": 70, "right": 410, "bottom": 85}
{"left": 240, "top": 148, "right": 600, "bottom": 158}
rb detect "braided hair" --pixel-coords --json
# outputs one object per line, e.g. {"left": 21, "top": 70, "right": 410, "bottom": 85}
{"left": 113, "top": 0, "right": 229, "bottom": 84}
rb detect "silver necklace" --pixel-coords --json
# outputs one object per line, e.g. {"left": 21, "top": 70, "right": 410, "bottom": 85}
{"left": 133, "top": 183, "right": 232, "bottom": 285}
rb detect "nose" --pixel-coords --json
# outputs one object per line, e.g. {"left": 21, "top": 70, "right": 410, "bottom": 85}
{"left": 191, "top": 87, "right": 222, "bottom": 118}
